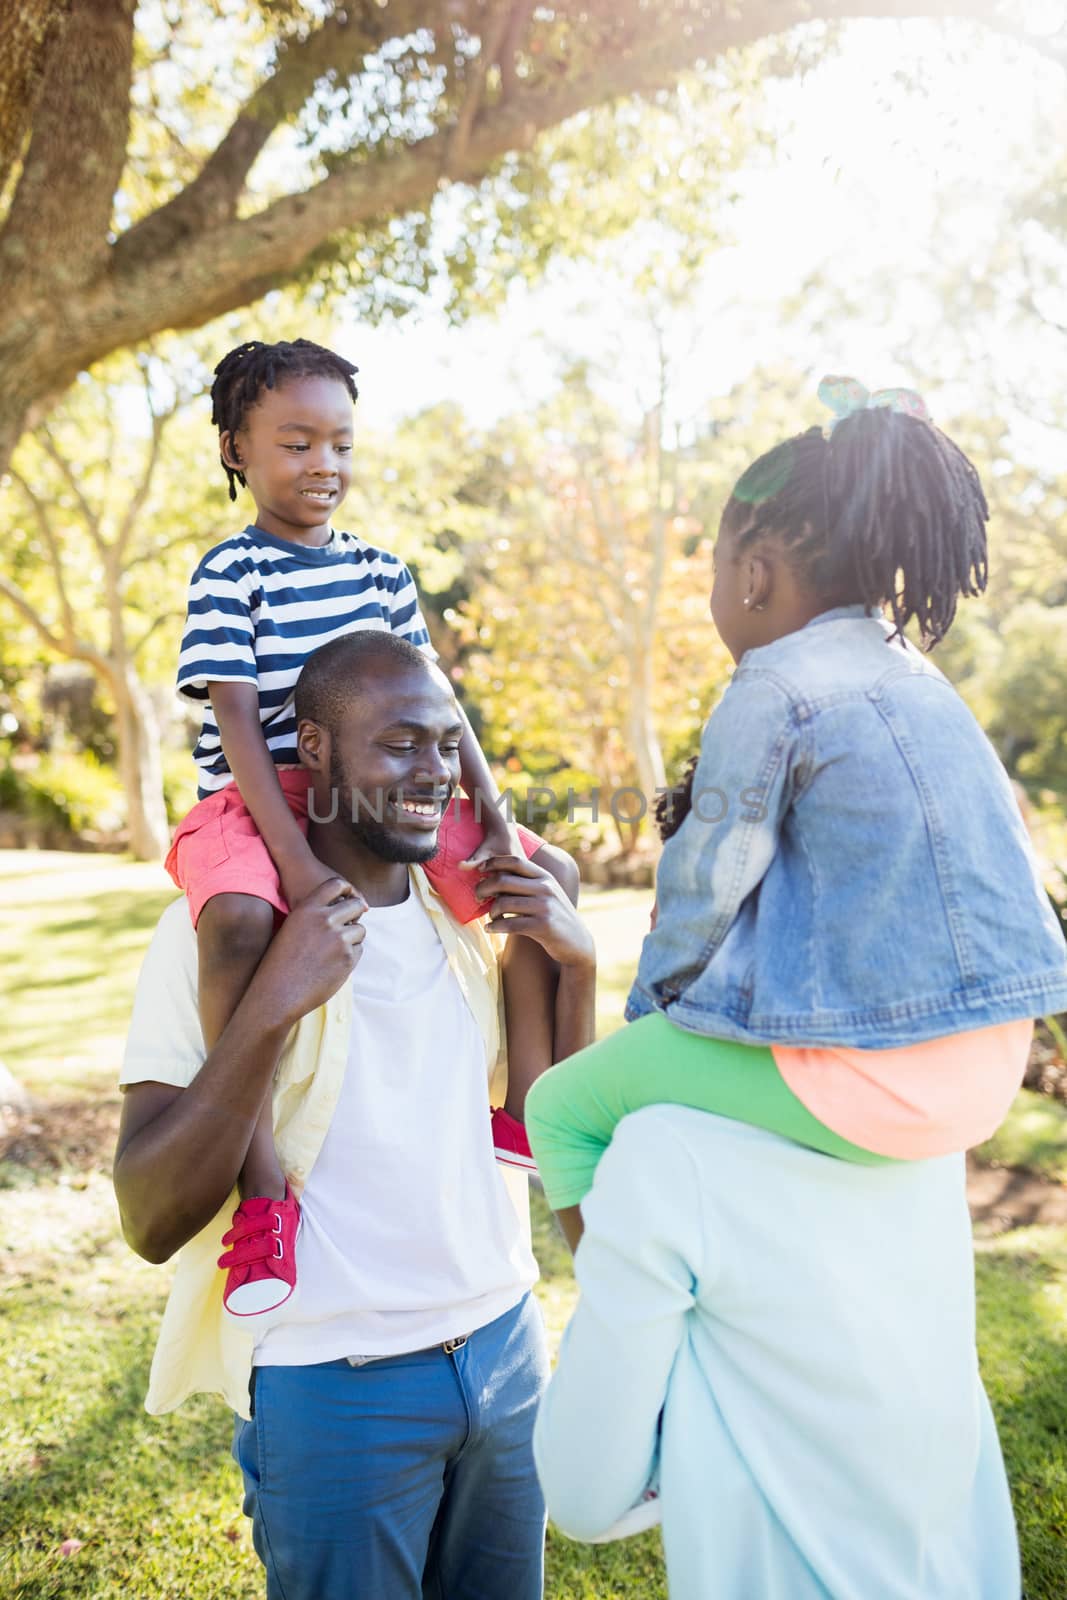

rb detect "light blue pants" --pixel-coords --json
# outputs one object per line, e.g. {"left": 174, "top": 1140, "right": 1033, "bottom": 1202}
{"left": 232, "top": 1293, "right": 549, "bottom": 1599}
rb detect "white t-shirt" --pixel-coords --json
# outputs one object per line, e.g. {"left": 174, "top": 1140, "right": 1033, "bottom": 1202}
{"left": 252, "top": 888, "right": 538, "bottom": 1365}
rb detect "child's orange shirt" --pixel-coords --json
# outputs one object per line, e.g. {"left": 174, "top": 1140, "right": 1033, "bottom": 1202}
{"left": 773, "top": 1021, "right": 1033, "bottom": 1159}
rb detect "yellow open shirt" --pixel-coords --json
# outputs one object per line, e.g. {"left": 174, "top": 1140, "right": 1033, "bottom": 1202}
{"left": 122, "top": 867, "right": 519, "bottom": 1419}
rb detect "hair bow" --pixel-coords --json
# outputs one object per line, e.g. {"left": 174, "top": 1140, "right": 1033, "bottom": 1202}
{"left": 817, "top": 375, "right": 931, "bottom": 434}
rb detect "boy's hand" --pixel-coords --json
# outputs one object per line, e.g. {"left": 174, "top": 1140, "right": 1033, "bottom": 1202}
{"left": 461, "top": 804, "right": 523, "bottom": 869}
{"left": 280, "top": 855, "right": 352, "bottom": 912}
{"left": 474, "top": 854, "right": 595, "bottom": 971}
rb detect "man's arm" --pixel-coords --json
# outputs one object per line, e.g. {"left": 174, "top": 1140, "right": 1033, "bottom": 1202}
{"left": 533, "top": 1111, "right": 705, "bottom": 1540}
{"left": 473, "top": 852, "right": 597, "bottom": 1063}
{"left": 473, "top": 852, "right": 595, "bottom": 1248}
{"left": 114, "top": 880, "right": 366, "bottom": 1264}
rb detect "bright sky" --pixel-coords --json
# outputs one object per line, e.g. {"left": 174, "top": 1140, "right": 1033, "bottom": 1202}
{"left": 341, "top": 15, "right": 1067, "bottom": 444}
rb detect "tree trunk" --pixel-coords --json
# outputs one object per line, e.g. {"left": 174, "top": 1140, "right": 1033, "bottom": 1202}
{"left": 112, "top": 668, "right": 169, "bottom": 861}
{"left": 627, "top": 644, "right": 667, "bottom": 828}
{"left": 0, "top": 0, "right": 71, "bottom": 196}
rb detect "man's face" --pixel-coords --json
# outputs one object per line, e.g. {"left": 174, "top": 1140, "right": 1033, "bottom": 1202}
{"left": 323, "top": 666, "right": 463, "bottom": 863}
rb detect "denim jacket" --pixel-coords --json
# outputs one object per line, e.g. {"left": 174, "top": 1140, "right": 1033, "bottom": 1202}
{"left": 628, "top": 606, "right": 1067, "bottom": 1047}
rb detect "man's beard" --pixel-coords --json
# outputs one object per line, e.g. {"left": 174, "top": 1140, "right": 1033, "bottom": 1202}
{"left": 328, "top": 752, "right": 446, "bottom": 864}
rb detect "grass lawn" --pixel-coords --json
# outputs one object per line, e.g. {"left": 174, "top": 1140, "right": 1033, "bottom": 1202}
{"left": 2, "top": 852, "right": 1066, "bottom": 1599}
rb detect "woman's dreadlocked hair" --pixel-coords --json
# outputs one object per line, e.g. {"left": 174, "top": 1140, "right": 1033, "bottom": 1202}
{"left": 721, "top": 409, "right": 989, "bottom": 647}
{"left": 210, "top": 339, "right": 360, "bottom": 501}
{"left": 654, "top": 755, "right": 699, "bottom": 843}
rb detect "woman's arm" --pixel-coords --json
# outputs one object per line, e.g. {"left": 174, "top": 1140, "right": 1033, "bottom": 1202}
{"left": 533, "top": 1112, "right": 705, "bottom": 1539}
{"left": 210, "top": 681, "right": 340, "bottom": 902}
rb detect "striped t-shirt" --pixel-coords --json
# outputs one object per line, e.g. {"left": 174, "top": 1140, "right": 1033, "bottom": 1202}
{"left": 177, "top": 525, "right": 436, "bottom": 795}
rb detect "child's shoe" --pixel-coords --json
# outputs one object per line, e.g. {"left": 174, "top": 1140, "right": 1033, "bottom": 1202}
{"left": 491, "top": 1107, "right": 538, "bottom": 1174}
{"left": 218, "top": 1183, "right": 301, "bottom": 1316}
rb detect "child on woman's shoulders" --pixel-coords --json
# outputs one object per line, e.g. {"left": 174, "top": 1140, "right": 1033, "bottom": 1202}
{"left": 528, "top": 373, "right": 1067, "bottom": 1237}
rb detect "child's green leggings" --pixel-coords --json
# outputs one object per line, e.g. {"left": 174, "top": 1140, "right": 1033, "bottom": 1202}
{"left": 524, "top": 1012, "right": 896, "bottom": 1212}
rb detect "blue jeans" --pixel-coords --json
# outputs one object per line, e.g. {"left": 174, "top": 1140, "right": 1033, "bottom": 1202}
{"left": 232, "top": 1293, "right": 549, "bottom": 1600}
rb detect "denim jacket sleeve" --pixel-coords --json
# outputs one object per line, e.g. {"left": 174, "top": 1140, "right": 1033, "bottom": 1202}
{"left": 628, "top": 669, "right": 802, "bottom": 1018}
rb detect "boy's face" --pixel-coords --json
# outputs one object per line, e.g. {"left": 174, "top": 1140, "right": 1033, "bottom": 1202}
{"left": 221, "top": 375, "right": 354, "bottom": 545}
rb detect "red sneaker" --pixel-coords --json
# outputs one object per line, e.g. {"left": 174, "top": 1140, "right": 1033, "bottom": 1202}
{"left": 218, "top": 1184, "right": 301, "bottom": 1316}
{"left": 491, "top": 1108, "right": 538, "bottom": 1174}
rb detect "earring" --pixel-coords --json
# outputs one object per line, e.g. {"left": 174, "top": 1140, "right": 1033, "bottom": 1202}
{"left": 743, "top": 597, "right": 751, "bottom": 608}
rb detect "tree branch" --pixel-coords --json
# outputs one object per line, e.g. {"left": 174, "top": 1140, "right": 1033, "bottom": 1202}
{"left": 36, "top": 429, "right": 106, "bottom": 553}
{"left": 579, "top": 423, "right": 631, "bottom": 584}
{"left": 114, "top": 0, "right": 427, "bottom": 270}
{"left": 498, "top": 0, "right": 535, "bottom": 102}
{"left": 444, "top": 1, "right": 516, "bottom": 177}
{"left": 8, "top": 466, "right": 79, "bottom": 647}
{"left": 105, "top": 0, "right": 1007, "bottom": 349}
{"left": 113, "top": 369, "right": 177, "bottom": 561}
{"left": 0, "top": 572, "right": 109, "bottom": 672}
{"left": 123, "top": 532, "right": 209, "bottom": 573}
{"left": 0, "top": 0, "right": 135, "bottom": 290}
{"left": 0, "top": 0, "right": 1041, "bottom": 479}
{"left": 551, "top": 502, "right": 627, "bottom": 638}
{"left": 642, "top": 333, "right": 669, "bottom": 638}
{"left": 130, "top": 607, "right": 183, "bottom": 660}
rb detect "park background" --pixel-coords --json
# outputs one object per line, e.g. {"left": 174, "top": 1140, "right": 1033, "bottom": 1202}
{"left": 2, "top": 1, "right": 1067, "bottom": 1595}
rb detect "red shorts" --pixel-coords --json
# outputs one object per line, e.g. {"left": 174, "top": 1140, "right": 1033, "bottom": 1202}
{"left": 166, "top": 773, "right": 541, "bottom": 927}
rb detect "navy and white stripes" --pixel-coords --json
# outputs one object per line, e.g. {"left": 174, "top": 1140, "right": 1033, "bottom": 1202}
{"left": 177, "top": 526, "right": 435, "bottom": 795}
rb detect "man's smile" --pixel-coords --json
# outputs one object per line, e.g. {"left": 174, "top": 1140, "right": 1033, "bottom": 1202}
{"left": 386, "top": 788, "right": 453, "bottom": 829}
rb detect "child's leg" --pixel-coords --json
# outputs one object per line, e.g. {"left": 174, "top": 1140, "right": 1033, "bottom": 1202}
{"left": 501, "top": 842, "right": 581, "bottom": 1120}
{"left": 526, "top": 1011, "right": 893, "bottom": 1214}
{"left": 197, "top": 891, "right": 286, "bottom": 1202}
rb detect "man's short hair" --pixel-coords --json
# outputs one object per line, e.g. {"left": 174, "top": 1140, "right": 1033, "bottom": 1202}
{"left": 295, "top": 631, "right": 435, "bottom": 733}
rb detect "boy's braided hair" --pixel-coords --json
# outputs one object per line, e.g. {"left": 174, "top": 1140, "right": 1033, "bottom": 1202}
{"left": 722, "top": 411, "right": 988, "bottom": 647}
{"left": 211, "top": 338, "right": 360, "bottom": 501}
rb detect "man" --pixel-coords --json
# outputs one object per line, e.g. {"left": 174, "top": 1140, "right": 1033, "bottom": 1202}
{"left": 532, "top": 1110, "right": 1021, "bottom": 1598}
{"left": 114, "top": 631, "right": 596, "bottom": 1600}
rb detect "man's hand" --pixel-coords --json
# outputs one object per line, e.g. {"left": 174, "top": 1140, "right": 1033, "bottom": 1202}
{"left": 258, "top": 877, "right": 369, "bottom": 1028}
{"left": 474, "top": 854, "right": 595, "bottom": 970}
